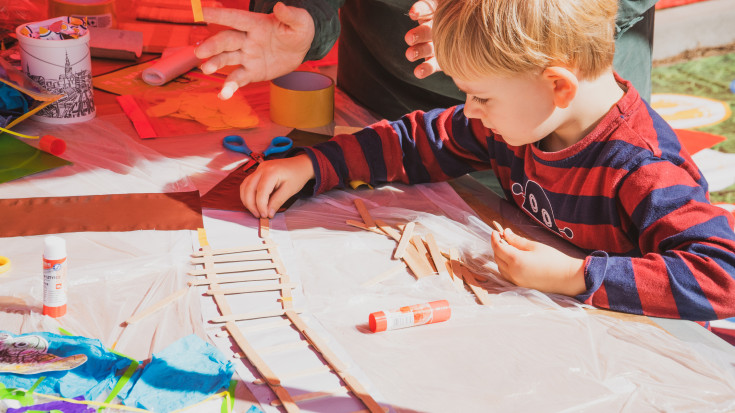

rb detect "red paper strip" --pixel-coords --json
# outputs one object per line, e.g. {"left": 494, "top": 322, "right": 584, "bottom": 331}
{"left": 0, "top": 191, "right": 203, "bottom": 237}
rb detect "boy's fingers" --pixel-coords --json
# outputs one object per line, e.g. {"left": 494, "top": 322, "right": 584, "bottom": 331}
{"left": 202, "top": 7, "right": 262, "bottom": 31}
{"left": 240, "top": 174, "right": 261, "bottom": 218}
{"left": 254, "top": 172, "right": 280, "bottom": 218}
{"left": 267, "top": 186, "right": 294, "bottom": 218}
{"left": 503, "top": 228, "right": 534, "bottom": 251}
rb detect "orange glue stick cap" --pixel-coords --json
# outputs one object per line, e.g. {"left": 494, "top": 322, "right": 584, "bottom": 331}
{"left": 39, "top": 135, "right": 66, "bottom": 156}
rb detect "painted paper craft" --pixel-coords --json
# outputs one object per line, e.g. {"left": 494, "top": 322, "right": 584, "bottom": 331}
{"left": 0, "top": 132, "right": 72, "bottom": 184}
{"left": 0, "top": 333, "right": 87, "bottom": 375}
{"left": 6, "top": 396, "right": 95, "bottom": 413}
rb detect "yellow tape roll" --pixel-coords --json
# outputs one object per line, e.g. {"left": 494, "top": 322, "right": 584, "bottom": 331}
{"left": 0, "top": 256, "right": 10, "bottom": 275}
{"left": 270, "top": 71, "right": 334, "bottom": 129}
{"left": 49, "top": 0, "right": 116, "bottom": 28}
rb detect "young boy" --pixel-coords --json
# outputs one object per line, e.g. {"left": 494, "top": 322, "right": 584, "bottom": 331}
{"left": 239, "top": 0, "right": 735, "bottom": 321}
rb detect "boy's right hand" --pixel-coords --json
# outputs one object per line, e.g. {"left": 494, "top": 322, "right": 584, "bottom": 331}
{"left": 240, "top": 154, "right": 315, "bottom": 218}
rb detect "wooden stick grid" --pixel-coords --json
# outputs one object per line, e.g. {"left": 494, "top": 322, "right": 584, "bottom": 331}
{"left": 349, "top": 199, "right": 492, "bottom": 306}
{"left": 191, "top": 222, "right": 385, "bottom": 413}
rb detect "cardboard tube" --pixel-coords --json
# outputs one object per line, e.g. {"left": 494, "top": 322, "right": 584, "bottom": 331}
{"left": 141, "top": 45, "right": 200, "bottom": 86}
{"left": 270, "top": 71, "right": 334, "bottom": 128}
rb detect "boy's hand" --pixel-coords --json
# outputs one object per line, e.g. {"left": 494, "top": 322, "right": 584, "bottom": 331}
{"left": 491, "top": 227, "right": 586, "bottom": 297}
{"left": 240, "top": 155, "right": 315, "bottom": 218}
{"left": 195, "top": 4, "right": 315, "bottom": 99}
{"left": 405, "top": 0, "right": 442, "bottom": 79}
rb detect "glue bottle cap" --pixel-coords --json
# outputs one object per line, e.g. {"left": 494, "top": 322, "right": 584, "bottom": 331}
{"left": 44, "top": 236, "right": 66, "bottom": 260}
{"left": 39, "top": 135, "right": 66, "bottom": 156}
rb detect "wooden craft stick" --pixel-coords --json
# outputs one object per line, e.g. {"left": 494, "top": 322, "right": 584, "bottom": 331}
{"left": 188, "top": 273, "right": 282, "bottom": 286}
{"left": 353, "top": 199, "right": 376, "bottom": 228}
{"left": 210, "top": 308, "right": 303, "bottom": 324}
{"left": 410, "top": 235, "right": 436, "bottom": 274}
{"left": 190, "top": 241, "right": 273, "bottom": 258}
{"left": 188, "top": 260, "right": 277, "bottom": 276}
{"left": 253, "top": 365, "right": 331, "bottom": 385}
{"left": 460, "top": 266, "right": 492, "bottom": 306}
{"left": 271, "top": 386, "right": 348, "bottom": 406}
{"left": 225, "top": 322, "right": 281, "bottom": 385}
{"left": 220, "top": 319, "right": 291, "bottom": 335}
{"left": 346, "top": 219, "right": 385, "bottom": 235}
{"left": 285, "top": 310, "right": 348, "bottom": 372}
{"left": 256, "top": 340, "right": 310, "bottom": 356}
{"left": 190, "top": 252, "right": 274, "bottom": 265}
{"left": 425, "top": 233, "right": 449, "bottom": 277}
{"left": 124, "top": 287, "right": 188, "bottom": 325}
{"left": 393, "top": 222, "right": 415, "bottom": 259}
{"left": 375, "top": 220, "right": 432, "bottom": 279}
{"left": 361, "top": 262, "right": 407, "bottom": 287}
{"left": 284, "top": 310, "right": 384, "bottom": 413}
{"left": 492, "top": 220, "right": 508, "bottom": 244}
{"left": 259, "top": 217, "right": 270, "bottom": 238}
{"left": 206, "top": 282, "right": 297, "bottom": 296}
{"left": 448, "top": 248, "right": 465, "bottom": 291}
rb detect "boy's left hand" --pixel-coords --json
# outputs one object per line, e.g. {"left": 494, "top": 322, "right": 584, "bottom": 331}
{"left": 491, "top": 227, "right": 586, "bottom": 296}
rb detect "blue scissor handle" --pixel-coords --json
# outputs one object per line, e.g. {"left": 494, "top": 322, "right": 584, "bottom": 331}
{"left": 262, "top": 136, "right": 293, "bottom": 157}
{"left": 222, "top": 135, "right": 253, "bottom": 155}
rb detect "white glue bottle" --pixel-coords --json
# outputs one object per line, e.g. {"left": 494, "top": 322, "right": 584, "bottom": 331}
{"left": 43, "top": 236, "right": 67, "bottom": 317}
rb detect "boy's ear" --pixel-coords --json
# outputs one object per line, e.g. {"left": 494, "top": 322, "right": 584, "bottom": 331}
{"left": 543, "top": 67, "right": 578, "bottom": 109}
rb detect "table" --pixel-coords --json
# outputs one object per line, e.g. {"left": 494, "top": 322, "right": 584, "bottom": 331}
{"left": 2, "top": 49, "right": 735, "bottom": 413}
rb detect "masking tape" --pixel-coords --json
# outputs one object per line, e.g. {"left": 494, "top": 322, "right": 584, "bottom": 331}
{"left": 49, "top": 0, "right": 116, "bottom": 28}
{"left": 270, "top": 71, "right": 334, "bottom": 129}
{"left": 0, "top": 256, "right": 10, "bottom": 275}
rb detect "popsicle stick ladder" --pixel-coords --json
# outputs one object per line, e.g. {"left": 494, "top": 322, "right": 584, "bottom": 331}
{"left": 349, "top": 199, "right": 491, "bottom": 306}
{"left": 191, "top": 222, "right": 386, "bottom": 413}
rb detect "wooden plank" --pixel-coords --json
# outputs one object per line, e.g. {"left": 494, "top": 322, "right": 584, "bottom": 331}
{"left": 271, "top": 386, "right": 348, "bottom": 406}
{"left": 393, "top": 222, "right": 415, "bottom": 259}
{"left": 361, "top": 262, "right": 407, "bottom": 287}
{"left": 124, "top": 287, "right": 187, "bottom": 325}
{"left": 188, "top": 273, "right": 282, "bottom": 286}
{"left": 353, "top": 199, "right": 376, "bottom": 228}
{"left": 191, "top": 241, "right": 273, "bottom": 257}
{"left": 206, "top": 282, "right": 297, "bottom": 296}
{"left": 189, "top": 260, "right": 277, "bottom": 276}
{"left": 425, "top": 233, "right": 449, "bottom": 277}
{"left": 210, "top": 308, "right": 303, "bottom": 324}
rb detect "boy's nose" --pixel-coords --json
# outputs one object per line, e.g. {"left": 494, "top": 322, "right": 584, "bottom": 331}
{"left": 462, "top": 100, "right": 481, "bottom": 119}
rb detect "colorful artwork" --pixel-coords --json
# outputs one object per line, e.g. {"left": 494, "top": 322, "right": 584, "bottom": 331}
{"left": 0, "top": 333, "right": 87, "bottom": 375}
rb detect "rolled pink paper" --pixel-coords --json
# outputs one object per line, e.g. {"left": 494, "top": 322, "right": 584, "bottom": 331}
{"left": 141, "top": 45, "right": 200, "bottom": 86}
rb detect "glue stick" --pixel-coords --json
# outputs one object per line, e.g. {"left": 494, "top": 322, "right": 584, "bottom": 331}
{"left": 43, "top": 236, "right": 67, "bottom": 317}
{"left": 369, "top": 300, "right": 451, "bottom": 333}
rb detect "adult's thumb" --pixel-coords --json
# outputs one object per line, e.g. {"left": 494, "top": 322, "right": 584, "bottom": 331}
{"left": 272, "top": 2, "right": 305, "bottom": 28}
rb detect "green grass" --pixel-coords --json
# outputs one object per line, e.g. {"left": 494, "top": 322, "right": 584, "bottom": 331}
{"left": 652, "top": 52, "right": 735, "bottom": 202}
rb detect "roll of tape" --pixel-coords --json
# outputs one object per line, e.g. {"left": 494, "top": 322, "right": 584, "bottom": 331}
{"left": 270, "top": 71, "right": 334, "bottom": 129}
{"left": 49, "top": 0, "right": 116, "bottom": 28}
{"left": 0, "top": 256, "right": 10, "bottom": 275}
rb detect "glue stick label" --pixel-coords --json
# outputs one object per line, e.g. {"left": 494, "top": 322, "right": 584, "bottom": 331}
{"left": 43, "top": 257, "right": 67, "bottom": 308}
{"left": 386, "top": 303, "right": 434, "bottom": 330}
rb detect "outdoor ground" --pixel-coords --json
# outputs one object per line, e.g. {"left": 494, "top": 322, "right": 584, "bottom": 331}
{"left": 652, "top": 44, "right": 735, "bottom": 204}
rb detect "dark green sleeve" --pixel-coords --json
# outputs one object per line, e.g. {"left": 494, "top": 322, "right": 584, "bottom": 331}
{"left": 615, "top": 0, "right": 658, "bottom": 36}
{"left": 250, "top": 0, "right": 345, "bottom": 61}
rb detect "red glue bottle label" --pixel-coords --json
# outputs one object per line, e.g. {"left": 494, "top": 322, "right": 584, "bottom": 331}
{"left": 43, "top": 236, "right": 67, "bottom": 318}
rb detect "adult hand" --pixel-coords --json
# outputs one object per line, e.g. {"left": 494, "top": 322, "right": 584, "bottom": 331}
{"left": 240, "top": 155, "right": 315, "bottom": 218}
{"left": 195, "top": 3, "right": 315, "bottom": 99}
{"left": 491, "top": 227, "right": 587, "bottom": 297}
{"left": 405, "top": 0, "right": 441, "bottom": 79}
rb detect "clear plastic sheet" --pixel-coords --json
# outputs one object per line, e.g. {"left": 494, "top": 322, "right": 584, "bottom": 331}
{"left": 272, "top": 183, "right": 735, "bottom": 412}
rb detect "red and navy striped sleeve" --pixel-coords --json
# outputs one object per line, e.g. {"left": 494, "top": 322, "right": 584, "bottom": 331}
{"left": 302, "top": 107, "right": 493, "bottom": 193}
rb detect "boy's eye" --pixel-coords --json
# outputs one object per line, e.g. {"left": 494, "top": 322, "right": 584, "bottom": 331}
{"left": 472, "top": 96, "right": 489, "bottom": 105}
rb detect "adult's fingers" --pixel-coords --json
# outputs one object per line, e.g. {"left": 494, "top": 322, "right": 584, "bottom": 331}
{"left": 413, "top": 58, "right": 442, "bottom": 79}
{"left": 405, "top": 42, "right": 434, "bottom": 62}
{"left": 195, "top": 29, "right": 247, "bottom": 60}
{"left": 200, "top": 50, "right": 244, "bottom": 75}
{"left": 408, "top": 0, "right": 436, "bottom": 22}
{"left": 219, "top": 67, "right": 256, "bottom": 99}
{"left": 271, "top": 2, "right": 309, "bottom": 29}
{"left": 202, "top": 7, "right": 262, "bottom": 31}
{"left": 404, "top": 23, "right": 432, "bottom": 46}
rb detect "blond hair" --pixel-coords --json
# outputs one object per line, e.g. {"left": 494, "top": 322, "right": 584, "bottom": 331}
{"left": 433, "top": 0, "right": 618, "bottom": 80}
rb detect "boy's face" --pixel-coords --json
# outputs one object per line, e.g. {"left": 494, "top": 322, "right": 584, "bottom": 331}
{"left": 454, "top": 72, "right": 559, "bottom": 146}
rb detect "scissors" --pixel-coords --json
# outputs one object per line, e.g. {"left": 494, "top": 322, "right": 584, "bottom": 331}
{"left": 222, "top": 135, "right": 293, "bottom": 163}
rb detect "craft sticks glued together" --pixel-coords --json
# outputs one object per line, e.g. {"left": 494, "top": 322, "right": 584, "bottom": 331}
{"left": 192, "top": 226, "right": 386, "bottom": 413}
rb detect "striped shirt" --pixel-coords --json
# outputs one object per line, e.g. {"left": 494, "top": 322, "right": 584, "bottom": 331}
{"left": 302, "top": 78, "right": 735, "bottom": 321}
